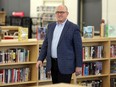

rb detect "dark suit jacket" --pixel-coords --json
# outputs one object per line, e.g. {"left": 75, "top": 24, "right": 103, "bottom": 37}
{"left": 38, "top": 20, "right": 82, "bottom": 74}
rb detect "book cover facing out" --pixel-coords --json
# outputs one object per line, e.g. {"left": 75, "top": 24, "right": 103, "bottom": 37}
{"left": 105, "top": 24, "right": 116, "bottom": 37}
{"left": 18, "top": 27, "right": 28, "bottom": 41}
{"left": 38, "top": 27, "right": 47, "bottom": 40}
{"left": 83, "top": 26, "right": 94, "bottom": 38}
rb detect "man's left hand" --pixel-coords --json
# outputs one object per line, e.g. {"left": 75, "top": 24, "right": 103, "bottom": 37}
{"left": 75, "top": 67, "right": 82, "bottom": 76}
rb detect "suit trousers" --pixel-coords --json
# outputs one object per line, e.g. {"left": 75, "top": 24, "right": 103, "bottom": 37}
{"left": 51, "top": 58, "right": 72, "bottom": 84}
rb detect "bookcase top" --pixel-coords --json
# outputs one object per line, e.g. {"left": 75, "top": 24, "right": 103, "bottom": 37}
{"left": 0, "top": 39, "right": 38, "bottom": 46}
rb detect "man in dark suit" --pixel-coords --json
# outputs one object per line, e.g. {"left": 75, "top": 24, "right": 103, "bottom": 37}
{"left": 36, "top": 5, "right": 82, "bottom": 84}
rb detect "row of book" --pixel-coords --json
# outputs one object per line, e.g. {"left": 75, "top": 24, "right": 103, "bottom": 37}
{"left": 83, "top": 46, "right": 104, "bottom": 60}
{"left": 82, "top": 62, "right": 102, "bottom": 76}
{"left": 111, "top": 78, "right": 116, "bottom": 87}
{"left": 0, "top": 67, "right": 30, "bottom": 84}
{"left": 110, "top": 45, "right": 116, "bottom": 57}
{"left": 78, "top": 80, "right": 102, "bottom": 87}
{"left": 111, "top": 60, "right": 116, "bottom": 73}
{"left": 0, "top": 48, "right": 29, "bottom": 64}
{"left": 37, "top": 6, "right": 56, "bottom": 12}
{"left": 31, "top": 24, "right": 47, "bottom": 39}
{"left": 39, "top": 66, "right": 51, "bottom": 80}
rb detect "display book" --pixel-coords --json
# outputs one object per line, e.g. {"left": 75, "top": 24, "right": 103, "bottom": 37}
{"left": 83, "top": 26, "right": 94, "bottom": 38}
{"left": 0, "top": 39, "right": 38, "bottom": 87}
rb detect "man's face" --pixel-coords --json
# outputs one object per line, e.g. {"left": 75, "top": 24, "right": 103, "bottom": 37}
{"left": 55, "top": 6, "right": 68, "bottom": 23}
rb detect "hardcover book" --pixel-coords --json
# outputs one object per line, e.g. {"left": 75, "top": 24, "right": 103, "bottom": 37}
{"left": 83, "top": 26, "right": 94, "bottom": 38}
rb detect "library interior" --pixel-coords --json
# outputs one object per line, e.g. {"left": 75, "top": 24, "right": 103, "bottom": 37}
{"left": 0, "top": 0, "right": 116, "bottom": 87}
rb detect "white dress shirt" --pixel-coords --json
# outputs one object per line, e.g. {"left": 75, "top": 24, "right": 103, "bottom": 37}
{"left": 51, "top": 20, "right": 67, "bottom": 58}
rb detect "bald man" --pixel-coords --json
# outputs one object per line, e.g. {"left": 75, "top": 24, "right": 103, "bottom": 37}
{"left": 36, "top": 5, "right": 82, "bottom": 84}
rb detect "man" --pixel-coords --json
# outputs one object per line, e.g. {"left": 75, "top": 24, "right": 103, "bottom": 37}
{"left": 36, "top": 5, "right": 82, "bottom": 84}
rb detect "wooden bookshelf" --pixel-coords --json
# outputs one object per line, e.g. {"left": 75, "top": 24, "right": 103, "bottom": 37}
{"left": 0, "top": 11, "right": 6, "bottom": 25}
{"left": 109, "top": 38, "right": 116, "bottom": 86}
{"left": 0, "top": 39, "right": 38, "bottom": 87}
{"left": 1, "top": 37, "right": 112, "bottom": 87}
{"left": 72, "top": 37, "right": 110, "bottom": 87}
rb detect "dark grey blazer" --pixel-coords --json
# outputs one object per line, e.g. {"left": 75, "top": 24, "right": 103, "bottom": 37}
{"left": 38, "top": 20, "right": 82, "bottom": 74}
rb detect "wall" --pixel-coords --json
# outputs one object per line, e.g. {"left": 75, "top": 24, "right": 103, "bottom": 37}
{"left": 0, "top": 0, "right": 30, "bottom": 16}
{"left": 102, "top": 0, "right": 116, "bottom": 25}
{"left": 30, "top": 0, "right": 78, "bottom": 24}
{"left": 64, "top": 0, "right": 78, "bottom": 24}
{"left": 107, "top": 0, "right": 116, "bottom": 25}
{"left": 0, "top": 0, "right": 116, "bottom": 26}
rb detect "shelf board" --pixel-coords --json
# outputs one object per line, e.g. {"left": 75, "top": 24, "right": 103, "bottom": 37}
{"left": 38, "top": 79, "right": 52, "bottom": 83}
{"left": 0, "top": 81, "right": 37, "bottom": 86}
{"left": 76, "top": 74, "right": 108, "bottom": 79}
{"left": 38, "top": 40, "right": 44, "bottom": 46}
{"left": 83, "top": 58, "right": 109, "bottom": 62}
{"left": 110, "top": 57, "right": 116, "bottom": 60}
{"left": 0, "top": 26, "right": 19, "bottom": 30}
{"left": 38, "top": 12, "right": 55, "bottom": 14}
{"left": 43, "top": 0, "right": 63, "bottom": 2}
{"left": 0, "top": 39, "right": 38, "bottom": 46}
{"left": 82, "top": 36, "right": 109, "bottom": 42}
{"left": 109, "top": 38, "right": 116, "bottom": 41}
{"left": 110, "top": 73, "right": 116, "bottom": 76}
{"left": 0, "top": 62, "right": 36, "bottom": 66}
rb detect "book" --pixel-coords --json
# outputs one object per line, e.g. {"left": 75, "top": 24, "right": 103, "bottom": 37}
{"left": 38, "top": 27, "right": 47, "bottom": 40}
{"left": 18, "top": 27, "right": 28, "bottom": 41}
{"left": 105, "top": 24, "right": 116, "bottom": 37}
{"left": 83, "top": 26, "right": 94, "bottom": 38}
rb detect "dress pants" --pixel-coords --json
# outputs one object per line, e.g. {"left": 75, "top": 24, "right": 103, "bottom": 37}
{"left": 51, "top": 58, "right": 72, "bottom": 84}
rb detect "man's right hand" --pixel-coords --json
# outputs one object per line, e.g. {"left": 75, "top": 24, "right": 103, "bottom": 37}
{"left": 36, "top": 60, "right": 43, "bottom": 68}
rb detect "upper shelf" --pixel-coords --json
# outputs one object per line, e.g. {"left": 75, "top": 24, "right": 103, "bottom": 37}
{"left": 0, "top": 39, "right": 38, "bottom": 46}
{"left": 82, "top": 36, "right": 109, "bottom": 42}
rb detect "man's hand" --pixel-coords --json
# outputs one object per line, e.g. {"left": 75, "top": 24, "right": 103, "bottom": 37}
{"left": 75, "top": 67, "right": 82, "bottom": 76}
{"left": 36, "top": 60, "right": 43, "bottom": 68}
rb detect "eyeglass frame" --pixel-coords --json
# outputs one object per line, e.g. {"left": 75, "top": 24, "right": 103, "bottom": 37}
{"left": 55, "top": 11, "right": 68, "bottom": 14}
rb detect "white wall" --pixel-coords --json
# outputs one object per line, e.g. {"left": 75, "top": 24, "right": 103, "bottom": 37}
{"left": 30, "top": 0, "right": 116, "bottom": 25}
{"left": 64, "top": 0, "right": 77, "bottom": 24}
{"left": 107, "top": 0, "right": 116, "bottom": 25}
{"left": 102, "top": 0, "right": 116, "bottom": 25}
{"left": 30, "top": 0, "right": 43, "bottom": 17}
{"left": 102, "top": 0, "right": 108, "bottom": 23}
{"left": 30, "top": 0, "right": 78, "bottom": 24}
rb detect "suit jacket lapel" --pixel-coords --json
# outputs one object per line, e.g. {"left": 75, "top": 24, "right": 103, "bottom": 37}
{"left": 58, "top": 20, "right": 70, "bottom": 46}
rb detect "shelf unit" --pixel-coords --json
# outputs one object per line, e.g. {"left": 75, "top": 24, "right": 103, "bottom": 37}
{"left": 73, "top": 37, "right": 110, "bottom": 87}
{"left": 38, "top": 37, "right": 116, "bottom": 87}
{"left": 109, "top": 38, "right": 116, "bottom": 87}
{"left": 0, "top": 39, "right": 38, "bottom": 87}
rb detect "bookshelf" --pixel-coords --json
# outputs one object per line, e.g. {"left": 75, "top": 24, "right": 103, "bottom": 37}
{"left": 0, "top": 11, "right": 6, "bottom": 25}
{"left": 38, "top": 37, "right": 116, "bottom": 87}
{"left": 73, "top": 37, "right": 110, "bottom": 87}
{"left": 109, "top": 38, "right": 116, "bottom": 87}
{"left": 0, "top": 39, "right": 38, "bottom": 87}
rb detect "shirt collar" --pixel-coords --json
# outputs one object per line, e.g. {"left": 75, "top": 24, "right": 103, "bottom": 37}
{"left": 56, "top": 19, "right": 67, "bottom": 26}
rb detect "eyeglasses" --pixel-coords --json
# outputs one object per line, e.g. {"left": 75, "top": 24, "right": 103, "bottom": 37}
{"left": 55, "top": 11, "right": 67, "bottom": 14}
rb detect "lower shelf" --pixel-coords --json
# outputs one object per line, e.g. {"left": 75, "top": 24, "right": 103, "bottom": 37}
{"left": 0, "top": 81, "right": 37, "bottom": 86}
